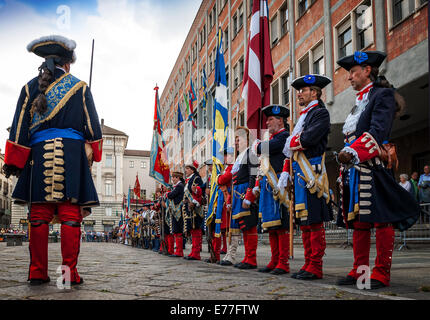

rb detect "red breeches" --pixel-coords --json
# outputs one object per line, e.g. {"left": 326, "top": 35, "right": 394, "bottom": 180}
{"left": 29, "top": 202, "right": 82, "bottom": 282}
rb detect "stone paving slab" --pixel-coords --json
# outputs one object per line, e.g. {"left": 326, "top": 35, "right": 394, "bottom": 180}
{"left": 0, "top": 241, "right": 429, "bottom": 300}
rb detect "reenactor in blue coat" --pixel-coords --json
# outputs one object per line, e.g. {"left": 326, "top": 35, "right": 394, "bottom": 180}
{"left": 166, "top": 171, "right": 185, "bottom": 257}
{"left": 2, "top": 35, "right": 103, "bottom": 286}
{"left": 252, "top": 105, "right": 291, "bottom": 275}
{"left": 279, "top": 74, "right": 333, "bottom": 280}
{"left": 231, "top": 127, "right": 259, "bottom": 269}
{"left": 182, "top": 161, "right": 205, "bottom": 260}
{"left": 335, "top": 51, "right": 419, "bottom": 289}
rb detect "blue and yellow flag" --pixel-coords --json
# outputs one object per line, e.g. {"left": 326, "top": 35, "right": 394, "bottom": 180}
{"left": 206, "top": 28, "right": 228, "bottom": 226}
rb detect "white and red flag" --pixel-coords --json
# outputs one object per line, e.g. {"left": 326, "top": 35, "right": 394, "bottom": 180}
{"left": 241, "top": 0, "right": 274, "bottom": 138}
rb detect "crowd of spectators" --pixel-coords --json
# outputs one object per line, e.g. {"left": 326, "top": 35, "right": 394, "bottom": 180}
{"left": 399, "top": 165, "right": 430, "bottom": 204}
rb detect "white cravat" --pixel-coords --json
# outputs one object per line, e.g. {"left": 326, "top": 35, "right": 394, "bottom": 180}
{"left": 342, "top": 82, "right": 374, "bottom": 136}
{"left": 283, "top": 100, "right": 318, "bottom": 158}
{"left": 231, "top": 148, "right": 248, "bottom": 174}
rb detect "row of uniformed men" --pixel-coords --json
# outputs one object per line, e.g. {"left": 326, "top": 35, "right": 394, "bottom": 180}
{"left": 151, "top": 50, "right": 419, "bottom": 290}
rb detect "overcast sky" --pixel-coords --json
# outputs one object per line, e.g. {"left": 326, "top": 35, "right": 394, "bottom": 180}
{"left": 0, "top": 0, "right": 201, "bottom": 152}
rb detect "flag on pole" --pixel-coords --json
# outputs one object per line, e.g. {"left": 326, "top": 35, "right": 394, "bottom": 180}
{"left": 184, "top": 91, "right": 197, "bottom": 129}
{"left": 201, "top": 69, "right": 208, "bottom": 109}
{"left": 177, "top": 102, "right": 184, "bottom": 134}
{"left": 206, "top": 27, "right": 228, "bottom": 226}
{"left": 133, "top": 173, "right": 141, "bottom": 199}
{"left": 189, "top": 78, "right": 197, "bottom": 107}
{"left": 241, "top": 0, "right": 274, "bottom": 138}
{"left": 149, "top": 85, "right": 171, "bottom": 187}
{"left": 127, "top": 188, "right": 131, "bottom": 214}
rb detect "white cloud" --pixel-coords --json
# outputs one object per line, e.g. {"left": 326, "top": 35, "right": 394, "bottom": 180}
{"left": 0, "top": 0, "right": 200, "bottom": 153}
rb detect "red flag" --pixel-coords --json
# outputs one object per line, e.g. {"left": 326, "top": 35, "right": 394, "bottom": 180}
{"left": 149, "top": 86, "right": 171, "bottom": 187}
{"left": 133, "top": 174, "right": 141, "bottom": 199}
{"left": 241, "top": 0, "right": 274, "bottom": 138}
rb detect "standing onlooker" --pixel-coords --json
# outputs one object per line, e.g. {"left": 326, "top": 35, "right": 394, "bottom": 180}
{"left": 399, "top": 174, "right": 412, "bottom": 192}
{"left": 410, "top": 172, "right": 420, "bottom": 202}
{"left": 418, "top": 165, "right": 430, "bottom": 204}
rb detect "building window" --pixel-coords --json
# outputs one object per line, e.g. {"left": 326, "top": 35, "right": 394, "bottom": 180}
{"left": 272, "top": 80, "right": 279, "bottom": 104}
{"left": 281, "top": 72, "right": 290, "bottom": 105}
{"left": 105, "top": 207, "right": 112, "bottom": 216}
{"left": 224, "top": 27, "right": 229, "bottom": 50}
{"left": 232, "top": 13, "right": 238, "bottom": 38}
{"left": 356, "top": 0, "right": 373, "bottom": 50}
{"left": 271, "top": 14, "right": 278, "bottom": 47}
{"left": 129, "top": 161, "right": 134, "bottom": 168}
{"left": 142, "top": 189, "right": 147, "bottom": 200}
{"left": 213, "top": 48, "right": 216, "bottom": 70}
{"left": 238, "top": 4, "right": 244, "bottom": 30}
{"left": 280, "top": 3, "right": 289, "bottom": 36}
{"left": 105, "top": 183, "right": 112, "bottom": 196}
{"left": 141, "top": 161, "right": 146, "bottom": 169}
{"left": 312, "top": 42, "right": 324, "bottom": 75}
{"left": 105, "top": 138, "right": 112, "bottom": 145}
{"left": 106, "top": 154, "right": 113, "bottom": 168}
{"left": 234, "top": 64, "right": 239, "bottom": 89}
{"left": 299, "top": 54, "right": 310, "bottom": 76}
{"left": 239, "top": 111, "right": 245, "bottom": 126}
{"left": 392, "top": 0, "right": 416, "bottom": 25}
{"left": 338, "top": 20, "right": 352, "bottom": 59}
{"left": 248, "top": 0, "right": 254, "bottom": 16}
{"left": 212, "top": 6, "right": 216, "bottom": 28}
{"left": 239, "top": 57, "right": 244, "bottom": 83}
{"left": 298, "top": 0, "right": 315, "bottom": 18}
{"left": 209, "top": 11, "right": 213, "bottom": 30}
{"left": 209, "top": 53, "right": 213, "bottom": 72}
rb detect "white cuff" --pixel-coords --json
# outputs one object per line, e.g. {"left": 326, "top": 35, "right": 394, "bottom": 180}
{"left": 243, "top": 199, "right": 251, "bottom": 206}
{"left": 341, "top": 146, "right": 360, "bottom": 164}
{"left": 251, "top": 139, "right": 261, "bottom": 157}
{"left": 252, "top": 186, "right": 260, "bottom": 196}
{"left": 277, "top": 172, "right": 291, "bottom": 189}
{"left": 192, "top": 199, "right": 200, "bottom": 207}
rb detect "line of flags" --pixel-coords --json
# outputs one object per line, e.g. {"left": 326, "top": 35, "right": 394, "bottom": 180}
{"left": 150, "top": 0, "right": 274, "bottom": 223}
{"left": 207, "top": 27, "right": 228, "bottom": 226}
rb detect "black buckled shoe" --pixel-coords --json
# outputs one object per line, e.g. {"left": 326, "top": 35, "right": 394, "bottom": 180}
{"left": 184, "top": 256, "right": 199, "bottom": 261}
{"left": 258, "top": 266, "right": 273, "bottom": 273}
{"left": 270, "top": 268, "right": 289, "bottom": 275}
{"left": 220, "top": 260, "right": 233, "bottom": 266}
{"left": 370, "top": 279, "right": 387, "bottom": 290}
{"left": 71, "top": 278, "right": 84, "bottom": 286}
{"left": 234, "top": 262, "right": 244, "bottom": 268}
{"left": 296, "top": 271, "right": 320, "bottom": 280}
{"left": 237, "top": 263, "right": 257, "bottom": 270}
{"left": 220, "top": 251, "right": 227, "bottom": 255}
{"left": 170, "top": 254, "right": 182, "bottom": 258}
{"left": 29, "top": 277, "right": 51, "bottom": 286}
{"left": 336, "top": 275, "right": 357, "bottom": 286}
{"left": 291, "top": 269, "right": 306, "bottom": 279}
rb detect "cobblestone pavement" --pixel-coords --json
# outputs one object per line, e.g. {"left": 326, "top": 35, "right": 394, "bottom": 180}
{"left": 0, "top": 241, "right": 429, "bottom": 300}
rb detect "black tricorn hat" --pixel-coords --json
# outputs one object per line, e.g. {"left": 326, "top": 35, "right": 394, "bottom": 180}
{"left": 262, "top": 104, "right": 290, "bottom": 118}
{"left": 172, "top": 171, "right": 183, "bottom": 178}
{"left": 27, "top": 35, "right": 77, "bottom": 63}
{"left": 337, "top": 51, "right": 387, "bottom": 71}
{"left": 291, "top": 74, "right": 331, "bottom": 90}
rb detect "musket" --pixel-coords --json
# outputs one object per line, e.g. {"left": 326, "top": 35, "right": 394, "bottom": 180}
{"left": 160, "top": 195, "right": 168, "bottom": 255}
{"left": 288, "top": 131, "right": 295, "bottom": 259}
{"left": 89, "top": 39, "right": 94, "bottom": 89}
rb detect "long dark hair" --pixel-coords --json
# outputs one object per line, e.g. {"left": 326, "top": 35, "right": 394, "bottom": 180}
{"left": 32, "top": 65, "right": 55, "bottom": 115}
{"left": 365, "top": 65, "right": 406, "bottom": 118}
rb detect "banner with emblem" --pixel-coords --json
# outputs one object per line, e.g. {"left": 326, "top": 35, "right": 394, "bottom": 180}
{"left": 207, "top": 28, "right": 228, "bottom": 226}
{"left": 149, "top": 85, "right": 170, "bottom": 188}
